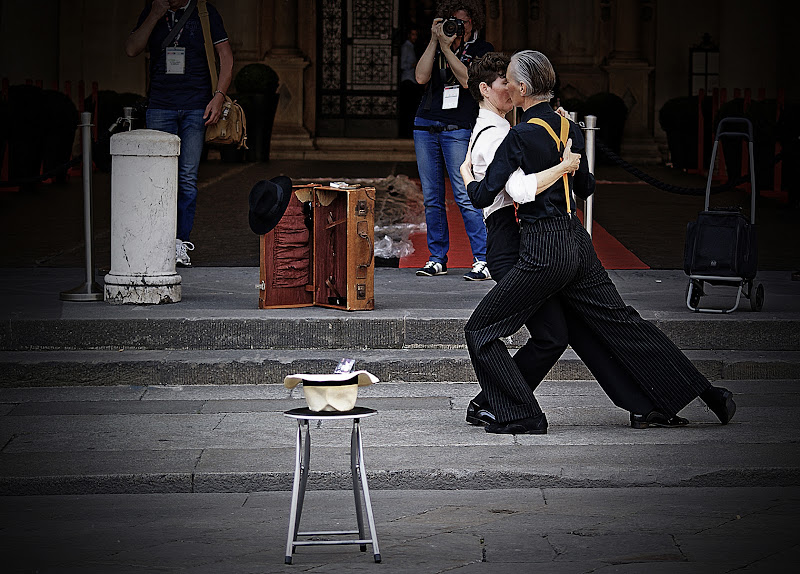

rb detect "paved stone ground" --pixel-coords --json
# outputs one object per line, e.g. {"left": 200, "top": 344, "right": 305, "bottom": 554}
{"left": 3, "top": 487, "right": 798, "bottom": 572}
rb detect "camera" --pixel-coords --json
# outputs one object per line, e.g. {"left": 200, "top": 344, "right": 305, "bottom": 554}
{"left": 441, "top": 17, "right": 465, "bottom": 37}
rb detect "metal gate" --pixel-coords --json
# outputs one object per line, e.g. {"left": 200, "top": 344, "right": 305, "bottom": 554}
{"left": 317, "top": 0, "right": 399, "bottom": 138}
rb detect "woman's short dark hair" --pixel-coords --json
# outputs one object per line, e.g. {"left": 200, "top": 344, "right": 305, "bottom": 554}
{"left": 436, "top": 0, "right": 486, "bottom": 32}
{"left": 468, "top": 52, "right": 510, "bottom": 102}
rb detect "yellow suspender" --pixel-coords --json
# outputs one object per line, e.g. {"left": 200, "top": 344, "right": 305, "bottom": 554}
{"left": 527, "top": 116, "right": 571, "bottom": 215}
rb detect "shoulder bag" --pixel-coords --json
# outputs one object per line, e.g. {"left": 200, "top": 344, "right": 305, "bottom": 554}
{"left": 198, "top": 0, "right": 247, "bottom": 149}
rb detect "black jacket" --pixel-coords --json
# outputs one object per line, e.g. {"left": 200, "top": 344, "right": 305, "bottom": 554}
{"left": 415, "top": 36, "right": 493, "bottom": 128}
{"left": 467, "top": 102, "right": 595, "bottom": 223}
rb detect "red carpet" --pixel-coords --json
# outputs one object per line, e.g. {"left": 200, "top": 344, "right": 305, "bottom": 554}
{"left": 400, "top": 179, "right": 649, "bottom": 270}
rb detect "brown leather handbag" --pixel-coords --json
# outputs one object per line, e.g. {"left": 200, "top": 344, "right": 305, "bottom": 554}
{"left": 198, "top": 0, "right": 247, "bottom": 149}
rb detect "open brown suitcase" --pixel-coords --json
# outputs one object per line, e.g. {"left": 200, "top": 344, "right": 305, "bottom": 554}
{"left": 259, "top": 183, "right": 375, "bottom": 311}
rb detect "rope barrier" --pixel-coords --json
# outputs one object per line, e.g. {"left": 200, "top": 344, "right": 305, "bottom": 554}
{"left": 594, "top": 139, "right": 754, "bottom": 196}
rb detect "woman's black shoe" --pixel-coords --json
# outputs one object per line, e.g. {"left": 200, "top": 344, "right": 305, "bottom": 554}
{"left": 466, "top": 400, "right": 496, "bottom": 426}
{"left": 484, "top": 413, "right": 548, "bottom": 435}
{"left": 630, "top": 411, "right": 689, "bottom": 429}
{"left": 701, "top": 387, "right": 737, "bottom": 424}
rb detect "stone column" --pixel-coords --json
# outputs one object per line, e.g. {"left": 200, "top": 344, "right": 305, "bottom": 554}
{"left": 265, "top": 0, "right": 314, "bottom": 157}
{"left": 272, "top": 0, "right": 298, "bottom": 53}
{"left": 104, "top": 130, "right": 182, "bottom": 304}
{"left": 603, "top": 0, "right": 660, "bottom": 163}
{"left": 609, "top": 0, "right": 642, "bottom": 61}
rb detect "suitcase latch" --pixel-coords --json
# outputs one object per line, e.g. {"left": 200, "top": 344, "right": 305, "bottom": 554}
{"left": 357, "top": 284, "right": 366, "bottom": 300}
{"left": 356, "top": 200, "right": 368, "bottom": 217}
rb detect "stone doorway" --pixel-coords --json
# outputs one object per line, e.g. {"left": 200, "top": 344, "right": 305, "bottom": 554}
{"left": 316, "top": 0, "right": 401, "bottom": 138}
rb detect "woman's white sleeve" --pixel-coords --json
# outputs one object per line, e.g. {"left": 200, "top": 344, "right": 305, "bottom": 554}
{"left": 505, "top": 168, "right": 539, "bottom": 204}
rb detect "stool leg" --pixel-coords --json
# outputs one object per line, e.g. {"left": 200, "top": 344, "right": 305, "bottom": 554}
{"left": 355, "top": 421, "right": 381, "bottom": 563}
{"left": 295, "top": 421, "right": 312, "bottom": 536}
{"left": 350, "top": 420, "right": 367, "bottom": 552}
{"left": 285, "top": 421, "right": 304, "bottom": 564}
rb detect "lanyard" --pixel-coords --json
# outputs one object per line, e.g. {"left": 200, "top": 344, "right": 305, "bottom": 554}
{"left": 165, "top": 11, "right": 185, "bottom": 46}
{"left": 438, "top": 42, "right": 469, "bottom": 86}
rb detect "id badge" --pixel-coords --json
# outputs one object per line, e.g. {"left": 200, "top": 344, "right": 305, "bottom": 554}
{"left": 165, "top": 47, "right": 186, "bottom": 75}
{"left": 442, "top": 85, "right": 460, "bottom": 109}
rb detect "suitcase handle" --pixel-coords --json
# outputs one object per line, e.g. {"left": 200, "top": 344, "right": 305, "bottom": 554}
{"left": 358, "top": 229, "right": 373, "bottom": 270}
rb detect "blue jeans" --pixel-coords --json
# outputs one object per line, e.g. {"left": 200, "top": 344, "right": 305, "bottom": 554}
{"left": 413, "top": 117, "right": 487, "bottom": 265}
{"left": 146, "top": 108, "right": 206, "bottom": 242}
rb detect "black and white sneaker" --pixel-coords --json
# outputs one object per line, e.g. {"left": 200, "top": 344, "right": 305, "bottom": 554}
{"left": 176, "top": 239, "right": 195, "bottom": 267}
{"left": 463, "top": 259, "right": 490, "bottom": 281}
{"left": 416, "top": 261, "right": 447, "bottom": 276}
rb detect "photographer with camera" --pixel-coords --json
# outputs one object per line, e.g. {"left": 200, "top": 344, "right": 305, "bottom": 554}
{"left": 412, "top": 1, "right": 493, "bottom": 281}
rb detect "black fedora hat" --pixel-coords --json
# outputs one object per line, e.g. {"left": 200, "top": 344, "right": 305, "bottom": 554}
{"left": 248, "top": 175, "right": 293, "bottom": 235}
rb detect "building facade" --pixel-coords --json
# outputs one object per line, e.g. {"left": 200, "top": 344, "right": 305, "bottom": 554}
{"left": 0, "top": 0, "right": 793, "bottom": 162}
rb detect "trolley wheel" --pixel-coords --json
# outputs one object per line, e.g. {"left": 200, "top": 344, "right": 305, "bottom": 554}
{"left": 749, "top": 282, "right": 764, "bottom": 311}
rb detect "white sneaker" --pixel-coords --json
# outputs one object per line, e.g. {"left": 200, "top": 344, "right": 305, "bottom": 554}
{"left": 463, "top": 259, "right": 491, "bottom": 281}
{"left": 416, "top": 261, "right": 447, "bottom": 276}
{"left": 176, "top": 239, "right": 195, "bottom": 267}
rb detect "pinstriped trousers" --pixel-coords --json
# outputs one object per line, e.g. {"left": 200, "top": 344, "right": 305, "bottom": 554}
{"left": 464, "top": 215, "right": 710, "bottom": 423}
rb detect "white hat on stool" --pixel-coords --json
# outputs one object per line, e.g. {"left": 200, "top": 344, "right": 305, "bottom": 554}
{"left": 284, "top": 371, "right": 378, "bottom": 412}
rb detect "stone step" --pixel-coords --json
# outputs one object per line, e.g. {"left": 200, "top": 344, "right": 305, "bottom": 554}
{"left": 1, "top": 380, "right": 798, "bottom": 495}
{"left": 3, "top": 315, "right": 798, "bottom": 352}
{"left": 2, "top": 348, "right": 798, "bottom": 387}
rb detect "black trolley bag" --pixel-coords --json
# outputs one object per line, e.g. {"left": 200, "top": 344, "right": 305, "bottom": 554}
{"left": 683, "top": 117, "right": 764, "bottom": 313}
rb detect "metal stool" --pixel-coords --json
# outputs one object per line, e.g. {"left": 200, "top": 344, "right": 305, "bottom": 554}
{"left": 283, "top": 406, "right": 381, "bottom": 564}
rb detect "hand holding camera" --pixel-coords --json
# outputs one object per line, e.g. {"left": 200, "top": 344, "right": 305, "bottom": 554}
{"left": 431, "top": 17, "right": 464, "bottom": 52}
{"left": 441, "top": 17, "right": 465, "bottom": 38}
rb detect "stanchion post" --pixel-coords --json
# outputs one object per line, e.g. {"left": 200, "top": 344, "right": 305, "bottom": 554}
{"left": 583, "top": 115, "right": 597, "bottom": 237}
{"left": 718, "top": 88, "right": 727, "bottom": 181}
{"left": 92, "top": 82, "right": 99, "bottom": 141}
{"left": 60, "top": 112, "right": 103, "bottom": 301}
{"left": 742, "top": 88, "right": 752, "bottom": 193}
{"left": 695, "top": 89, "right": 705, "bottom": 175}
{"left": 775, "top": 88, "right": 784, "bottom": 194}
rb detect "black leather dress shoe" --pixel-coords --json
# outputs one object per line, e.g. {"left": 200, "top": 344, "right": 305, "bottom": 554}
{"left": 466, "top": 400, "right": 496, "bottom": 426}
{"left": 701, "top": 386, "right": 736, "bottom": 424}
{"left": 630, "top": 411, "right": 690, "bottom": 429}
{"left": 485, "top": 413, "right": 548, "bottom": 435}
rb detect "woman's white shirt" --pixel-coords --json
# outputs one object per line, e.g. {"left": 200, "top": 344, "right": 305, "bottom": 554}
{"left": 468, "top": 108, "right": 539, "bottom": 220}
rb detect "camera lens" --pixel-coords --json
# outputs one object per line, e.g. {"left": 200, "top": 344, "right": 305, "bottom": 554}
{"left": 442, "top": 18, "right": 458, "bottom": 37}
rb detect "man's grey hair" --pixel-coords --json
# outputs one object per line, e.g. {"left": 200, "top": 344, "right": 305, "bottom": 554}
{"left": 509, "top": 50, "right": 555, "bottom": 101}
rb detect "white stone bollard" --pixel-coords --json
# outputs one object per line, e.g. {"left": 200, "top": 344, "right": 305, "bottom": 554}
{"left": 104, "top": 129, "right": 182, "bottom": 304}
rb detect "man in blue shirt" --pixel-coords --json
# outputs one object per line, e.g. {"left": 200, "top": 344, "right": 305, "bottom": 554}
{"left": 125, "top": 0, "right": 233, "bottom": 267}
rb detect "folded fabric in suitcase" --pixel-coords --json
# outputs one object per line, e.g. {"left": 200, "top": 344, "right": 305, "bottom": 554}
{"left": 259, "top": 184, "right": 375, "bottom": 310}
{"left": 684, "top": 209, "right": 757, "bottom": 279}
